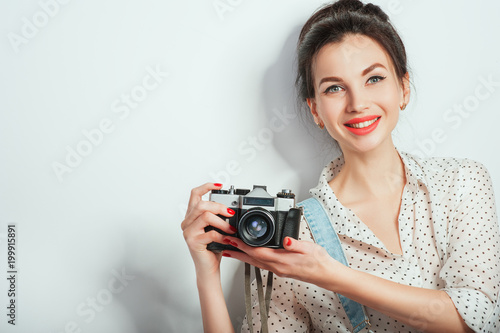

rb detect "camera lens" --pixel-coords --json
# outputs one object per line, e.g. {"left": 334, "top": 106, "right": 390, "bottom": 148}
{"left": 246, "top": 217, "right": 268, "bottom": 238}
{"left": 238, "top": 209, "right": 275, "bottom": 246}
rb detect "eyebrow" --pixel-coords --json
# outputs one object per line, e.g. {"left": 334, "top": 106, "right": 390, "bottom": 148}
{"left": 319, "top": 76, "right": 342, "bottom": 86}
{"left": 318, "top": 63, "right": 388, "bottom": 86}
{"left": 362, "top": 63, "right": 386, "bottom": 76}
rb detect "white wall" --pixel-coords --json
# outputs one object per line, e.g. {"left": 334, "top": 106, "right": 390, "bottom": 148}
{"left": 1, "top": 1, "right": 499, "bottom": 332}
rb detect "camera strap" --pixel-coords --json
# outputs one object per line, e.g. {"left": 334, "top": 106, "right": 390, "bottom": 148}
{"left": 244, "top": 263, "right": 273, "bottom": 333}
{"left": 297, "top": 197, "right": 371, "bottom": 333}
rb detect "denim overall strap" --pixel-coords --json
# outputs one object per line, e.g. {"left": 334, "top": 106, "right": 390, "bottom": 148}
{"left": 297, "top": 197, "right": 371, "bottom": 333}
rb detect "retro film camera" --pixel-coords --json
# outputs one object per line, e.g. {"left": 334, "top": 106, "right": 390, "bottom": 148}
{"left": 206, "top": 185, "right": 302, "bottom": 251}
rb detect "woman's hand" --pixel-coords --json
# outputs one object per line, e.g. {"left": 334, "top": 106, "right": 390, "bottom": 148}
{"left": 220, "top": 235, "right": 346, "bottom": 289}
{"left": 182, "top": 183, "right": 237, "bottom": 333}
{"left": 222, "top": 236, "right": 473, "bottom": 333}
{"left": 181, "top": 183, "right": 237, "bottom": 279}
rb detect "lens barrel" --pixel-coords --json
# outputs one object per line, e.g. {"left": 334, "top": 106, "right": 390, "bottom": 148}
{"left": 238, "top": 208, "right": 275, "bottom": 246}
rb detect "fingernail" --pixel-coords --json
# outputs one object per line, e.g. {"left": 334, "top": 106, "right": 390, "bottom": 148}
{"left": 227, "top": 208, "right": 235, "bottom": 215}
{"left": 214, "top": 183, "right": 223, "bottom": 187}
{"left": 222, "top": 252, "right": 231, "bottom": 257}
{"left": 230, "top": 241, "right": 238, "bottom": 248}
{"left": 229, "top": 225, "right": 237, "bottom": 233}
{"left": 285, "top": 237, "right": 292, "bottom": 247}
{"left": 223, "top": 238, "right": 232, "bottom": 244}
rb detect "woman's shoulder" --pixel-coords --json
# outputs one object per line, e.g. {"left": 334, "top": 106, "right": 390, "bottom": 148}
{"left": 399, "top": 151, "right": 493, "bottom": 187}
{"left": 401, "top": 151, "right": 489, "bottom": 174}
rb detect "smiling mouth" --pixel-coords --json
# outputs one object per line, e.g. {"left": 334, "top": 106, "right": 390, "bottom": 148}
{"left": 345, "top": 117, "right": 381, "bottom": 129}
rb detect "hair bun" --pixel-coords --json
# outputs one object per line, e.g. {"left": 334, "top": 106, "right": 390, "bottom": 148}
{"left": 360, "top": 3, "right": 389, "bottom": 22}
{"left": 330, "top": 0, "right": 364, "bottom": 13}
{"left": 330, "top": 0, "right": 389, "bottom": 22}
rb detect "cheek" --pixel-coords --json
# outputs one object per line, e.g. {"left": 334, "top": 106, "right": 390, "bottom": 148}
{"left": 376, "top": 83, "right": 401, "bottom": 111}
{"left": 316, "top": 95, "right": 344, "bottom": 117}
{"left": 317, "top": 103, "right": 344, "bottom": 128}
{"left": 315, "top": 100, "right": 345, "bottom": 139}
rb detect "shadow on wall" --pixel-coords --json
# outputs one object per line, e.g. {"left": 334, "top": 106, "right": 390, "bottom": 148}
{"left": 114, "top": 269, "right": 171, "bottom": 333}
{"left": 262, "top": 25, "right": 340, "bottom": 200}
{"left": 113, "top": 228, "right": 206, "bottom": 333}
{"left": 224, "top": 26, "right": 342, "bottom": 332}
{"left": 227, "top": 262, "right": 247, "bottom": 331}
{"left": 110, "top": 225, "right": 249, "bottom": 333}
{"left": 114, "top": 256, "right": 246, "bottom": 333}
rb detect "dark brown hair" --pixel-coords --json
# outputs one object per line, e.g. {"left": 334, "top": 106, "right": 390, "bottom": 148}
{"left": 296, "top": 0, "right": 408, "bottom": 101}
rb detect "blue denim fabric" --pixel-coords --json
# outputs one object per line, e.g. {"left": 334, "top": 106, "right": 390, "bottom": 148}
{"left": 297, "top": 197, "right": 371, "bottom": 333}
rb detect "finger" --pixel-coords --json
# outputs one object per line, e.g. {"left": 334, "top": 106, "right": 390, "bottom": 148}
{"left": 222, "top": 236, "right": 287, "bottom": 270}
{"left": 187, "top": 183, "right": 223, "bottom": 210}
{"left": 182, "top": 200, "right": 235, "bottom": 231}
{"left": 222, "top": 241, "right": 322, "bottom": 280}
{"left": 221, "top": 250, "right": 269, "bottom": 270}
{"left": 221, "top": 248, "right": 288, "bottom": 276}
{"left": 188, "top": 210, "right": 237, "bottom": 236}
{"left": 283, "top": 236, "right": 294, "bottom": 249}
{"left": 284, "top": 238, "right": 333, "bottom": 266}
{"left": 186, "top": 229, "right": 228, "bottom": 251}
{"left": 282, "top": 236, "right": 310, "bottom": 253}
{"left": 194, "top": 200, "right": 235, "bottom": 219}
{"left": 220, "top": 236, "right": 287, "bottom": 262}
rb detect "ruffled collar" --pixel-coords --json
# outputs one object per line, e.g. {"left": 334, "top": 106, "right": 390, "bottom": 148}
{"left": 308, "top": 149, "right": 427, "bottom": 251}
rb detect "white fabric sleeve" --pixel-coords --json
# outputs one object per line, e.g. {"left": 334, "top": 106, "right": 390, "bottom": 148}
{"left": 440, "top": 159, "right": 500, "bottom": 332}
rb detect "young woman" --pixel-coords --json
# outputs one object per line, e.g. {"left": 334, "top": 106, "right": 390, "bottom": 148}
{"left": 181, "top": 1, "right": 500, "bottom": 332}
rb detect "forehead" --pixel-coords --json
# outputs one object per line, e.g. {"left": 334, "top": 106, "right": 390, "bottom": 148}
{"left": 313, "top": 34, "right": 394, "bottom": 78}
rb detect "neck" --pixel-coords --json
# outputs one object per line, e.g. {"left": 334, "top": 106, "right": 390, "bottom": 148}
{"left": 330, "top": 139, "right": 406, "bottom": 199}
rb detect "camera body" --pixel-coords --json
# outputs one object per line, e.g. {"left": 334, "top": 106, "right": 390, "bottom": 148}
{"left": 206, "top": 185, "right": 302, "bottom": 252}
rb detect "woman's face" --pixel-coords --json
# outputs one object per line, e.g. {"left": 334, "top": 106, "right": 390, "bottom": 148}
{"left": 307, "top": 34, "right": 409, "bottom": 155}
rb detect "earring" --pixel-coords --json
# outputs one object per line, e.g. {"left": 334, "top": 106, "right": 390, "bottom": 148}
{"left": 317, "top": 122, "right": 324, "bottom": 130}
{"left": 400, "top": 103, "right": 407, "bottom": 111}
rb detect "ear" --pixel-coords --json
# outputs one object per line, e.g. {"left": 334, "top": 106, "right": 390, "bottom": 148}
{"left": 401, "top": 72, "right": 410, "bottom": 107}
{"left": 307, "top": 98, "right": 321, "bottom": 124}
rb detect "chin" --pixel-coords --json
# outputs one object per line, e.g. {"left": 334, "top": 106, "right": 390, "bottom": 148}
{"left": 341, "top": 136, "right": 391, "bottom": 154}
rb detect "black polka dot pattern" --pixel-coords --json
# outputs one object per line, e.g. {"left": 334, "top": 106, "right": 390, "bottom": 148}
{"left": 240, "top": 151, "right": 500, "bottom": 332}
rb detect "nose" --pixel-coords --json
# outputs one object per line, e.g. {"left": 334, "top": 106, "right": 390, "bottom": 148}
{"left": 346, "top": 86, "right": 369, "bottom": 113}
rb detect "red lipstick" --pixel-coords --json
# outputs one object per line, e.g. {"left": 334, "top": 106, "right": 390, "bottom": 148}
{"left": 344, "top": 115, "right": 379, "bottom": 125}
{"left": 344, "top": 115, "right": 381, "bottom": 136}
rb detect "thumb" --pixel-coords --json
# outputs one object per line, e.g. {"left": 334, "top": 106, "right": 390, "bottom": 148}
{"left": 283, "top": 236, "right": 297, "bottom": 251}
{"left": 284, "top": 237, "right": 321, "bottom": 256}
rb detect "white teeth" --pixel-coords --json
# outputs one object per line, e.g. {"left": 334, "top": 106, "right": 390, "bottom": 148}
{"left": 347, "top": 117, "right": 379, "bottom": 129}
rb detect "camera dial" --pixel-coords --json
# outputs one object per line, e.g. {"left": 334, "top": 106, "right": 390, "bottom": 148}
{"left": 277, "top": 189, "right": 295, "bottom": 198}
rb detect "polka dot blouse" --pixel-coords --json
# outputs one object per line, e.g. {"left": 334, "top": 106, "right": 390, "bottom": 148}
{"left": 241, "top": 151, "right": 500, "bottom": 332}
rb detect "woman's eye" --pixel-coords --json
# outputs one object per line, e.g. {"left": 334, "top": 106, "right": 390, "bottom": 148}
{"left": 324, "top": 85, "right": 343, "bottom": 94}
{"left": 367, "top": 76, "right": 386, "bottom": 84}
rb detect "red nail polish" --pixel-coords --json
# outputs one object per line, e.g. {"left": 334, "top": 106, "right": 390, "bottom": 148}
{"left": 223, "top": 238, "right": 232, "bottom": 244}
{"left": 227, "top": 208, "right": 235, "bottom": 215}
{"left": 285, "top": 237, "right": 292, "bottom": 247}
{"left": 214, "top": 183, "right": 223, "bottom": 187}
{"left": 229, "top": 225, "right": 237, "bottom": 233}
{"left": 230, "top": 241, "right": 238, "bottom": 248}
{"left": 222, "top": 252, "right": 231, "bottom": 257}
